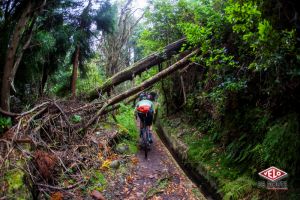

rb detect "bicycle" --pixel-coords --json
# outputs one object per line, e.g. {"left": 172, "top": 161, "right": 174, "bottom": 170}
{"left": 140, "top": 118, "right": 151, "bottom": 159}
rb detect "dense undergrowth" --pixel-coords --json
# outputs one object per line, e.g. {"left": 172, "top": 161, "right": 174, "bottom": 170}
{"left": 139, "top": 0, "right": 300, "bottom": 199}
{"left": 114, "top": 104, "right": 139, "bottom": 154}
{"left": 0, "top": 102, "right": 138, "bottom": 199}
{"left": 161, "top": 114, "right": 299, "bottom": 199}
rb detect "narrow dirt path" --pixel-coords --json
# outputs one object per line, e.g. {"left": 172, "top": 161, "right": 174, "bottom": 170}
{"left": 119, "top": 131, "right": 207, "bottom": 200}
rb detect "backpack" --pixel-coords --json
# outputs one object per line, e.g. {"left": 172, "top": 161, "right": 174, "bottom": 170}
{"left": 137, "top": 105, "right": 151, "bottom": 113}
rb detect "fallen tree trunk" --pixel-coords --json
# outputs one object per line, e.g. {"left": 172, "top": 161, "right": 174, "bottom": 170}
{"left": 101, "top": 93, "right": 139, "bottom": 115}
{"left": 85, "top": 49, "right": 199, "bottom": 128}
{"left": 89, "top": 38, "right": 187, "bottom": 99}
{"left": 0, "top": 108, "right": 20, "bottom": 117}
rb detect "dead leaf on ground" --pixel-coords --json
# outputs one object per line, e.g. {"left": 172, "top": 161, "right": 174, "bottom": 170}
{"left": 98, "top": 152, "right": 103, "bottom": 161}
{"left": 50, "top": 191, "right": 63, "bottom": 200}
{"left": 131, "top": 157, "right": 139, "bottom": 165}
{"left": 100, "top": 159, "right": 111, "bottom": 171}
{"left": 126, "top": 175, "right": 134, "bottom": 184}
{"left": 107, "top": 153, "right": 118, "bottom": 160}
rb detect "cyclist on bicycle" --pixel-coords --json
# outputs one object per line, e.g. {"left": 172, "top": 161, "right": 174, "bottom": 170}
{"left": 135, "top": 92, "right": 155, "bottom": 143}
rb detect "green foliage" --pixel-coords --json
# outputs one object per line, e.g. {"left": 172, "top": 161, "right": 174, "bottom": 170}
{"left": 87, "top": 171, "right": 107, "bottom": 192}
{"left": 2, "top": 169, "right": 29, "bottom": 200}
{"left": 221, "top": 107, "right": 270, "bottom": 168}
{"left": 70, "top": 114, "right": 81, "bottom": 123}
{"left": 165, "top": 118, "right": 258, "bottom": 198}
{"left": 0, "top": 115, "right": 12, "bottom": 134}
{"left": 115, "top": 104, "right": 138, "bottom": 140}
{"left": 5, "top": 169, "right": 24, "bottom": 193}
{"left": 49, "top": 65, "right": 72, "bottom": 96}
{"left": 225, "top": 135, "right": 253, "bottom": 164}
{"left": 138, "top": 0, "right": 187, "bottom": 55}
{"left": 219, "top": 176, "right": 256, "bottom": 200}
{"left": 49, "top": 54, "right": 105, "bottom": 97}
{"left": 179, "top": 0, "right": 224, "bottom": 46}
{"left": 257, "top": 20, "right": 273, "bottom": 42}
{"left": 261, "top": 114, "right": 300, "bottom": 177}
{"left": 225, "top": 1, "right": 261, "bottom": 34}
{"left": 187, "top": 135, "right": 215, "bottom": 162}
{"left": 204, "top": 48, "right": 237, "bottom": 69}
{"left": 138, "top": 30, "right": 165, "bottom": 55}
{"left": 77, "top": 56, "right": 105, "bottom": 95}
{"left": 179, "top": 23, "right": 209, "bottom": 46}
{"left": 34, "top": 31, "right": 56, "bottom": 55}
{"left": 94, "top": 1, "right": 117, "bottom": 33}
{"left": 135, "top": 67, "right": 158, "bottom": 85}
{"left": 114, "top": 104, "right": 139, "bottom": 154}
{"left": 223, "top": 79, "right": 247, "bottom": 92}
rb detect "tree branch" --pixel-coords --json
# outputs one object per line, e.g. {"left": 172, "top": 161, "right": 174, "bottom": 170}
{"left": 85, "top": 49, "right": 199, "bottom": 128}
{"left": 90, "top": 38, "right": 187, "bottom": 99}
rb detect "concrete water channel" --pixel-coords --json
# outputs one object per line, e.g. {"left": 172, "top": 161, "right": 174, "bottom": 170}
{"left": 155, "top": 119, "right": 221, "bottom": 200}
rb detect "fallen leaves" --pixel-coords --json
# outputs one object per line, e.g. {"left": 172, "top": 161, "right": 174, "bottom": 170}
{"left": 130, "top": 157, "right": 139, "bottom": 165}
{"left": 145, "top": 176, "right": 171, "bottom": 199}
{"left": 91, "top": 190, "right": 106, "bottom": 200}
{"left": 98, "top": 152, "right": 103, "bottom": 161}
{"left": 50, "top": 191, "right": 63, "bottom": 200}
{"left": 126, "top": 175, "right": 134, "bottom": 184}
{"left": 100, "top": 160, "right": 111, "bottom": 171}
{"left": 34, "top": 150, "right": 58, "bottom": 180}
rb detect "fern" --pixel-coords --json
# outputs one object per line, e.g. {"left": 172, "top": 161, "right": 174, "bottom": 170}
{"left": 261, "top": 114, "right": 300, "bottom": 177}
{"left": 220, "top": 176, "right": 256, "bottom": 200}
{"left": 251, "top": 144, "right": 265, "bottom": 170}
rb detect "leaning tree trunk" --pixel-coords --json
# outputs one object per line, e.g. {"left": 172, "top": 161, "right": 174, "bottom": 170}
{"left": 85, "top": 49, "right": 199, "bottom": 128}
{"left": 158, "top": 63, "right": 169, "bottom": 115}
{"left": 71, "top": 46, "right": 80, "bottom": 99}
{"left": 11, "top": 16, "right": 37, "bottom": 93}
{"left": 89, "top": 38, "right": 188, "bottom": 99}
{"left": 1, "top": 1, "right": 33, "bottom": 111}
{"left": 39, "top": 65, "right": 50, "bottom": 96}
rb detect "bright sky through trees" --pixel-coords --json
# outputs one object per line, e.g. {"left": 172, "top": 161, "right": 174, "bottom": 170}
{"left": 133, "top": 0, "right": 148, "bottom": 9}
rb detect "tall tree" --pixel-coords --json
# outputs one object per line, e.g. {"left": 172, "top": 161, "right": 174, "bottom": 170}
{"left": 70, "top": 0, "right": 92, "bottom": 99}
{"left": 70, "top": 0, "right": 115, "bottom": 99}
{"left": 100, "top": 0, "right": 143, "bottom": 77}
{"left": 8, "top": 0, "right": 77, "bottom": 98}
{"left": 0, "top": 0, "right": 46, "bottom": 111}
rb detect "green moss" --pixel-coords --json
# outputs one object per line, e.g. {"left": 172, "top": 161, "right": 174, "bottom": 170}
{"left": 3, "top": 169, "right": 29, "bottom": 200}
{"left": 5, "top": 169, "right": 24, "bottom": 193}
{"left": 116, "top": 124, "right": 130, "bottom": 135}
{"left": 87, "top": 171, "right": 107, "bottom": 192}
{"left": 102, "top": 122, "right": 114, "bottom": 131}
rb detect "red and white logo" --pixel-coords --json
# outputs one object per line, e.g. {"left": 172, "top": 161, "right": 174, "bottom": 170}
{"left": 259, "top": 166, "right": 288, "bottom": 182}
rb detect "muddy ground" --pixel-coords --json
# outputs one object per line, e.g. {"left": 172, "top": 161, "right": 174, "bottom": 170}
{"left": 103, "top": 131, "right": 206, "bottom": 200}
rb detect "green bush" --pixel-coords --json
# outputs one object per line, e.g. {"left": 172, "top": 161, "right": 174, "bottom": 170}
{"left": 115, "top": 104, "right": 139, "bottom": 154}
{"left": 219, "top": 176, "right": 257, "bottom": 200}
{"left": 0, "top": 115, "right": 12, "bottom": 134}
{"left": 261, "top": 114, "right": 300, "bottom": 177}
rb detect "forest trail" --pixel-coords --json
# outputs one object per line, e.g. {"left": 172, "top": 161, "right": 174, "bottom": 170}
{"left": 103, "top": 125, "right": 207, "bottom": 200}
